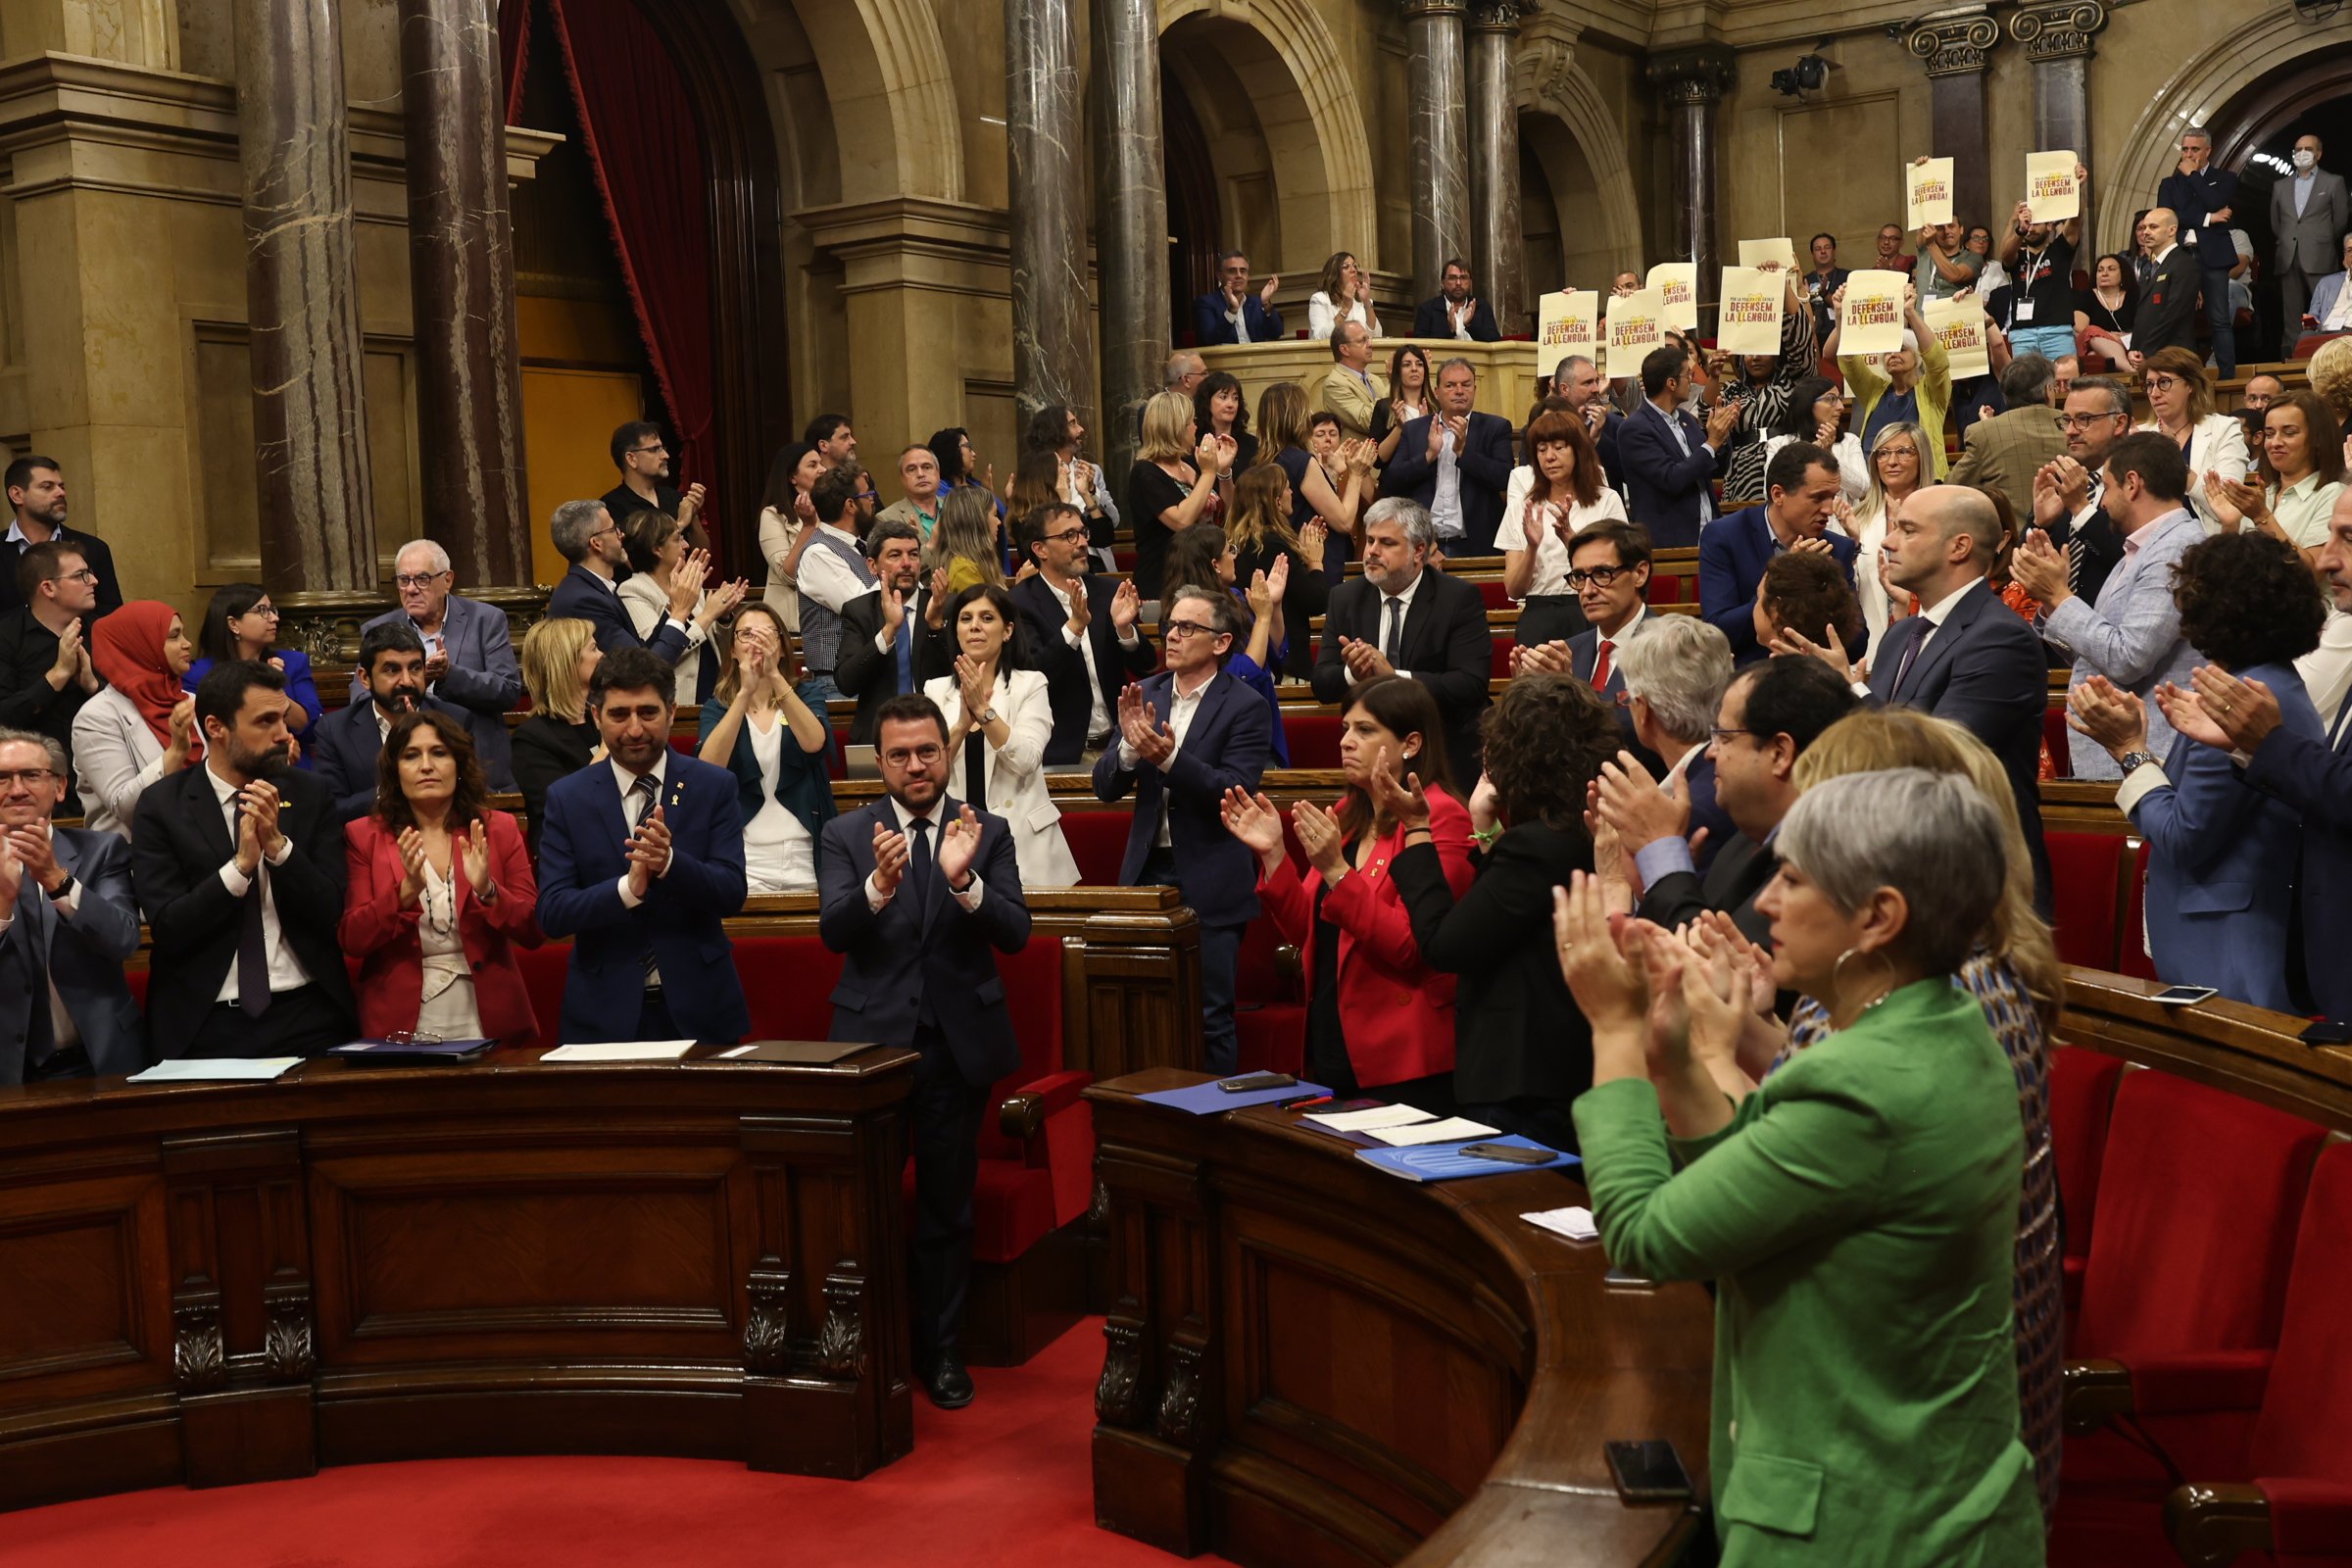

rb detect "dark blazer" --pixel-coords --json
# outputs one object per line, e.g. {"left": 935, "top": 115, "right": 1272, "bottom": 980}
{"left": 1410, "top": 296, "right": 1501, "bottom": 342}
{"left": 544, "top": 564, "right": 690, "bottom": 663}
{"left": 1010, "top": 573, "right": 1157, "bottom": 764}
{"left": 534, "top": 754, "right": 750, "bottom": 1044}
{"left": 2042, "top": 500, "right": 2125, "bottom": 615}
{"left": 1679, "top": 752, "right": 1735, "bottom": 876}
{"left": 130, "top": 764, "right": 356, "bottom": 1060}
{"left": 2157, "top": 166, "right": 2241, "bottom": 261}
{"left": 352, "top": 595, "right": 521, "bottom": 790}
{"left": 0, "top": 826, "right": 145, "bottom": 1082}
{"left": 2132, "top": 246, "right": 2205, "bottom": 359}
{"left": 1615, "top": 400, "right": 1718, "bottom": 549}
{"left": 0, "top": 525, "right": 121, "bottom": 620}
{"left": 696, "top": 696, "right": 836, "bottom": 851}
{"left": 511, "top": 714, "right": 598, "bottom": 861}
{"left": 1593, "top": 409, "right": 1626, "bottom": 490}
{"left": 1639, "top": 830, "right": 1776, "bottom": 947}
{"left": 2243, "top": 709, "right": 2352, "bottom": 1021}
{"left": 339, "top": 810, "right": 543, "bottom": 1046}
{"left": 1391, "top": 821, "right": 1593, "bottom": 1109}
{"left": 314, "top": 695, "right": 472, "bottom": 825}
{"left": 1379, "top": 412, "right": 1517, "bottom": 554}
{"left": 1697, "top": 505, "right": 1860, "bottom": 664}
{"left": 816, "top": 796, "right": 1032, "bottom": 1088}
{"left": 835, "top": 586, "right": 954, "bottom": 746}
{"left": 1867, "top": 581, "right": 2052, "bottom": 911}
{"left": 1311, "top": 570, "right": 1493, "bottom": 783}
{"left": 0, "top": 608, "right": 93, "bottom": 803}
{"left": 1191, "top": 292, "right": 1283, "bottom": 346}
{"left": 1090, "top": 669, "right": 1269, "bottom": 928}
{"left": 1570, "top": 617, "right": 1664, "bottom": 777}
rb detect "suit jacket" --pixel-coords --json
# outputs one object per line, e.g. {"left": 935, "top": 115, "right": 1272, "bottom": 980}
{"left": 1945, "top": 405, "right": 2069, "bottom": 514}
{"left": 1677, "top": 751, "right": 1735, "bottom": 876}
{"left": 1010, "top": 572, "right": 1157, "bottom": 764}
{"left": 1391, "top": 821, "right": 1593, "bottom": 1109}
{"left": 339, "top": 810, "right": 543, "bottom": 1045}
{"left": 1379, "top": 412, "right": 1517, "bottom": 554}
{"left": 2158, "top": 166, "right": 2242, "bottom": 262}
{"left": 352, "top": 596, "right": 521, "bottom": 789}
{"left": 2242, "top": 706, "right": 2352, "bottom": 1021}
{"left": 1697, "top": 505, "right": 1860, "bottom": 664}
{"left": 2272, "top": 170, "right": 2349, "bottom": 274}
{"left": 1570, "top": 617, "right": 1665, "bottom": 778}
{"left": 2130, "top": 662, "right": 2321, "bottom": 1013}
{"left": 1192, "top": 292, "right": 1283, "bottom": 346}
{"left": 835, "top": 586, "right": 954, "bottom": 745}
{"left": 2309, "top": 270, "right": 2352, "bottom": 329}
{"left": 534, "top": 754, "right": 749, "bottom": 1043}
{"left": 1868, "top": 581, "right": 2052, "bottom": 912}
{"left": 923, "top": 668, "right": 1080, "bottom": 889}
{"left": 1593, "top": 409, "right": 1626, "bottom": 490}
{"left": 2132, "top": 246, "right": 2205, "bottom": 359}
{"left": 0, "top": 608, "right": 93, "bottom": 804}
{"left": 130, "top": 764, "right": 356, "bottom": 1060}
{"left": 816, "top": 796, "right": 1032, "bottom": 1088}
{"left": 1311, "top": 570, "right": 1493, "bottom": 783}
{"left": 0, "top": 525, "right": 121, "bottom": 620}
{"left": 1640, "top": 830, "right": 1776, "bottom": 948}
{"left": 2046, "top": 508, "right": 2201, "bottom": 778}
{"left": 314, "top": 695, "right": 472, "bottom": 824}
{"left": 0, "top": 826, "right": 144, "bottom": 1082}
{"left": 1090, "top": 669, "right": 1269, "bottom": 927}
{"left": 1410, "top": 295, "right": 1501, "bottom": 342}
{"left": 1615, "top": 400, "right": 1719, "bottom": 549}
{"left": 2043, "top": 500, "right": 2125, "bottom": 616}
{"left": 544, "top": 564, "right": 690, "bottom": 663}
{"left": 1318, "top": 365, "right": 1389, "bottom": 439}
{"left": 511, "top": 714, "right": 598, "bottom": 862}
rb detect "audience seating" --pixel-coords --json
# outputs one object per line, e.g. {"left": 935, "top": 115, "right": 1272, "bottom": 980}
{"left": 2042, "top": 708, "right": 2072, "bottom": 778}
{"left": 1058, "top": 808, "right": 1133, "bottom": 886}
{"left": 2046, "top": 830, "right": 2130, "bottom": 970}
{"left": 2047, "top": 1047, "right": 2126, "bottom": 1316}
{"left": 1284, "top": 711, "right": 1345, "bottom": 768}
{"left": 2118, "top": 839, "right": 2158, "bottom": 983}
{"left": 1234, "top": 915, "right": 1305, "bottom": 1077}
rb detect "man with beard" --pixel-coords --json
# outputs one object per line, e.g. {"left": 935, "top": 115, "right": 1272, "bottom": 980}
{"left": 601, "top": 420, "right": 708, "bottom": 548}
{"left": 1313, "top": 498, "right": 1493, "bottom": 773}
{"left": 536, "top": 648, "right": 749, "bottom": 1044}
{"left": 314, "top": 624, "right": 470, "bottom": 823}
{"left": 0, "top": 456, "right": 120, "bottom": 620}
{"left": 2030, "top": 375, "right": 2136, "bottom": 623}
{"left": 1411, "top": 258, "right": 1501, "bottom": 341}
{"left": 351, "top": 539, "right": 521, "bottom": 790}
{"left": 836, "top": 519, "right": 953, "bottom": 745}
{"left": 818, "top": 691, "right": 1029, "bottom": 1409}
{"left": 130, "top": 661, "right": 354, "bottom": 1058}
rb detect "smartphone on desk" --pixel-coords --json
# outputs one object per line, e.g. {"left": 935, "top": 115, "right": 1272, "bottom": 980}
{"left": 2302, "top": 1018, "right": 2352, "bottom": 1047}
{"left": 1604, "top": 1439, "right": 1694, "bottom": 1504}
{"left": 1215, "top": 1071, "right": 1298, "bottom": 1093}
{"left": 2151, "top": 984, "right": 2219, "bottom": 1006}
{"left": 1458, "top": 1142, "right": 1557, "bottom": 1165}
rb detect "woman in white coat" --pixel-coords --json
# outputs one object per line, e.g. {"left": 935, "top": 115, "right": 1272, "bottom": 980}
{"left": 922, "top": 584, "right": 1079, "bottom": 889}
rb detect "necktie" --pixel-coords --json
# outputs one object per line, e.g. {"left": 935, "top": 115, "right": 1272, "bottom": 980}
{"left": 906, "top": 816, "right": 934, "bottom": 906}
{"left": 630, "top": 773, "right": 660, "bottom": 987}
{"left": 17, "top": 887, "right": 52, "bottom": 1065}
{"left": 964, "top": 724, "right": 989, "bottom": 813}
{"left": 2329, "top": 685, "right": 2352, "bottom": 753}
{"left": 1890, "top": 621, "right": 1926, "bottom": 699}
{"left": 234, "top": 801, "right": 272, "bottom": 1017}
{"left": 894, "top": 612, "right": 913, "bottom": 694}
{"left": 1383, "top": 597, "right": 1404, "bottom": 664}
{"left": 1591, "top": 638, "right": 1613, "bottom": 692}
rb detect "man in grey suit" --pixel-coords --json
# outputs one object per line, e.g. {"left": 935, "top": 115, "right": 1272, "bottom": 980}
{"left": 0, "top": 728, "right": 143, "bottom": 1083}
{"left": 2271, "top": 133, "right": 2349, "bottom": 357}
{"left": 351, "top": 539, "right": 521, "bottom": 790}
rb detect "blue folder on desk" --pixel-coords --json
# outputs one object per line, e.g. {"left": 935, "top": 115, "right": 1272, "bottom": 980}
{"left": 1355, "top": 1136, "right": 1581, "bottom": 1183}
{"left": 1135, "top": 1079, "right": 1332, "bottom": 1115}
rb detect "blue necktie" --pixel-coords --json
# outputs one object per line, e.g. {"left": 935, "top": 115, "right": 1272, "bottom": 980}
{"left": 894, "top": 615, "right": 913, "bottom": 694}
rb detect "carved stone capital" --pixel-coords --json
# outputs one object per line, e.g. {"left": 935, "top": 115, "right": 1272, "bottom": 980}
{"left": 1096, "top": 1318, "right": 1146, "bottom": 1427}
{"left": 263, "top": 1286, "right": 316, "bottom": 1382}
{"left": 1466, "top": 0, "right": 1524, "bottom": 34}
{"left": 2006, "top": 0, "right": 2107, "bottom": 63}
{"left": 742, "top": 1266, "right": 793, "bottom": 1377}
{"left": 1906, "top": 10, "right": 2001, "bottom": 77}
{"left": 1401, "top": 0, "right": 1467, "bottom": 20}
{"left": 173, "top": 1298, "right": 226, "bottom": 1393}
{"left": 815, "top": 1272, "right": 866, "bottom": 1381}
{"left": 1644, "top": 45, "right": 1735, "bottom": 107}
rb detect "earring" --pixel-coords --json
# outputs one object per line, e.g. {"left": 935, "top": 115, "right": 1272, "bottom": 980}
{"left": 1830, "top": 946, "right": 1899, "bottom": 1018}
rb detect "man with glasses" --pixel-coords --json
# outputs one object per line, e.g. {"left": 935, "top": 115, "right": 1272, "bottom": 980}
{"left": 1313, "top": 497, "right": 1494, "bottom": 772}
{"left": 818, "top": 691, "right": 1030, "bottom": 1411}
{"left": 1515, "top": 521, "right": 1660, "bottom": 773}
{"left": 1011, "top": 502, "right": 1150, "bottom": 764}
{"left": 351, "top": 539, "right": 520, "bottom": 790}
{"left": 0, "top": 542, "right": 99, "bottom": 805}
{"left": 2030, "top": 376, "right": 2135, "bottom": 612}
{"left": 2157, "top": 127, "right": 2241, "bottom": 378}
{"left": 544, "top": 499, "right": 701, "bottom": 663}
{"left": 601, "top": 420, "right": 707, "bottom": 548}
{"left": 1095, "top": 588, "right": 1271, "bottom": 1075}
{"left": 0, "top": 728, "right": 142, "bottom": 1084}
{"left": 1874, "top": 223, "right": 1915, "bottom": 280}
{"left": 0, "top": 456, "right": 120, "bottom": 620}
{"left": 1192, "top": 251, "right": 1283, "bottom": 346}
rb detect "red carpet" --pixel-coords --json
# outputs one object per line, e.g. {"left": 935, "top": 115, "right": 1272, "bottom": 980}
{"left": 0, "top": 1319, "right": 1236, "bottom": 1568}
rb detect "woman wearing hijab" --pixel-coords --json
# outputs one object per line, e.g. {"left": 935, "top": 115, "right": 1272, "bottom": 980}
{"left": 73, "top": 600, "right": 203, "bottom": 839}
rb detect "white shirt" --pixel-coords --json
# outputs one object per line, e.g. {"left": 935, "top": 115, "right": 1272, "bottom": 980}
{"left": 1856, "top": 575, "right": 1983, "bottom": 697}
{"left": 207, "top": 762, "right": 313, "bottom": 1002}
{"left": 1046, "top": 575, "right": 1139, "bottom": 745}
{"left": 1307, "top": 293, "right": 1380, "bottom": 341}
{"left": 794, "top": 523, "right": 871, "bottom": 614}
{"left": 1117, "top": 671, "right": 1215, "bottom": 847}
{"left": 1430, "top": 421, "right": 1465, "bottom": 538}
{"left": 1494, "top": 466, "right": 1631, "bottom": 598}
{"left": 610, "top": 755, "right": 675, "bottom": 913}
{"left": 1591, "top": 607, "right": 1646, "bottom": 683}
{"left": 862, "top": 794, "right": 990, "bottom": 911}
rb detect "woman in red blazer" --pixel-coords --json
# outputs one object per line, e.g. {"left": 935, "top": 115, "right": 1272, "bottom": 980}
{"left": 1220, "top": 675, "right": 1474, "bottom": 1112}
{"left": 341, "top": 710, "right": 543, "bottom": 1046}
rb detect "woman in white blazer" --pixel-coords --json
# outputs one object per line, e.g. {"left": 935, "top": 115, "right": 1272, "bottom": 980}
{"left": 921, "top": 584, "right": 1080, "bottom": 889}
{"left": 75, "top": 599, "right": 203, "bottom": 840}
{"left": 2134, "top": 346, "right": 2249, "bottom": 523}
{"left": 616, "top": 509, "right": 743, "bottom": 706}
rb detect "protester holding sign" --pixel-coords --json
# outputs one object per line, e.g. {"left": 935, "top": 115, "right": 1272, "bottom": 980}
{"left": 1829, "top": 276, "right": 1953, "bottom": 478}
{"left": 1645, "top": 263, "right": 1699, "bottom": 332}
{"left": 2001, "top": 160, "right": 2089, "bottom": 362}
{"left": 1716, "top": 265, "right": 1822, "bottom": 504}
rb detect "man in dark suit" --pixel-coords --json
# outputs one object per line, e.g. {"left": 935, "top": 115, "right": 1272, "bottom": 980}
{"left": 1514, "top": 521, "right": 1661, "bottom": 775}
{"left": 1311, "top": 498, "right": 1493, "bottom": 778}
{"left": 835, "top": 518, "right": 953, "bottom": 746}
{"left": 818, "top": 691, "right": 1031, "bottom": 1409}
{"left": 1094, "top": 588, "right": 1271, "bottom": 1074}
{"left": 2156, "top": 127, "right": 2241, "bottom": 377}
{"left": 2273, "top": 134, "right": 2349, "bottom": 357}
{"left": 0, "top": 540, "right": 99, "bottom": 807}
{"left": 1011, "top": 502, "right": 1153, "bottom": 764}
{"left": 315, "top": 623, "right": 469, "bottom": 823}
{"left": 0, "top": 729, "right": 143, "bottom": 1083}
{"left": 2130, "top": 208, "right": 2205, "bottom": 365}
{"left": 2030, "top": 376, "right": 2134, "bottom": 613}
{"left": 1411, "top": 259, "right": 1502, "bottom": 341}
{"left": 1616, "top": 345, "right": 1740, "bottom": 549}
{"left": 1598, "top": 656, "right": 1857, "bottom": 945}
{"left": 130, "top": 662, "right": 355, "bottom": 1059}
{"left": 0, "top": 457, "right": 120, "bottom": 621}
{"left": 535, "top": 649, "right": 749, "bottom": 1044}
{"left": 1698, "top": 441, "right": 1859, "bottom": 664}
{"left": 351, "top": 539, "right": 521, "bottom": 790}
{"left": 1378, "top": 358, "right": 1516, "bottom": 555}
{"left": 543, "top": 498, "right": 697, "bottom": 661}
{"left": 1192, "top": 250, "right": 1283, "bottom": 345}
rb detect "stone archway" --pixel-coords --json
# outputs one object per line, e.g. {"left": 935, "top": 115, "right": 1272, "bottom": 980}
{"left": 742, "top": 0, "right": 965, "bottom": 205}
{"left": 1513, "top": 30, "right": 1641, "bottom": 289}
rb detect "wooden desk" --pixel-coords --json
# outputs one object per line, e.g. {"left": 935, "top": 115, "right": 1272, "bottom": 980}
{"left": 1088, "top": 1070, "right": 1715, "bottom": 1567}
{"left": 0, "top": 1046, "right": 917, "bottom": 1510}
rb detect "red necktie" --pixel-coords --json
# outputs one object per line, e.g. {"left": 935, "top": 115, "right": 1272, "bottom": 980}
{"left": 1591, "top": 639, "right": 1613, "bottom": 691}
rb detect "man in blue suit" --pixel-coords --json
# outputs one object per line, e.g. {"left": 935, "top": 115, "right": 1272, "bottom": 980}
{"left": 351, "top": 540, "right": 520, "bottom": 791}
{"left": 1378, "top": 357, "right": 1516, "bottom": 554}
{"left": 1093, "top": 588, "right": 1271, "bottom": 1074}
{"left": 536, "top": 649, "right": 749, "bottom": 1044}
{"left": 1191, "top": 251, "right": 1283, "bottom": 346}
{"left": 1616, "top": 344, "right": 1740, "bottom": 548}
{"left": 542, "top": 498, "right": 696, "bottom": 661}
{"left": 2156, "top": 126, "right": 2241, "bottom": 378}
{"left": 0, "top": 728, "right": 142, "bottom": 1083}
{"left": 314, "top": 623, "right": 470, "bottom": 823}
{"left": 818, "top": 691, "right": 1030, "bottom": 1410}
{"left": 1698, "top": 442, "right": 1858, "bottom": 665}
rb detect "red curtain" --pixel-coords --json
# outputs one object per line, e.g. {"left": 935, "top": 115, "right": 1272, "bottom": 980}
{"left": 499, "top": 0, "right": 529, "bottom": 122}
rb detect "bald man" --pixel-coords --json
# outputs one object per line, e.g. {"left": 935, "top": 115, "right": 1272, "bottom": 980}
{"left": 2131, "top": 208, "right": 2204, "bottom": 364}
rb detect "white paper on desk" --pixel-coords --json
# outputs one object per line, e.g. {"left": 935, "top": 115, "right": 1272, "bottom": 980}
{"left": 539, "top": 1041, "right": 698, "bottom": 1062}
{"left": 1364, "top": 1116, "right": 1500, "bottom": 1148}
{"left": 1303, "top": 1104, "right": 1436, "bottom": 1132}
{"left": 1522, "top": 1206, "right": 1599, "bottom": 1243}
{"left": 126, "top": 1057, "right": 302, "bottom": 1083}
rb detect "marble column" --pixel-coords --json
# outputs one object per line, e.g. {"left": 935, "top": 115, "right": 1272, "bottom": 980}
{"left": 1465, "top": 0, "right": 1525, "bottom": 334}
{"left": 401, "top": 0, "right": 530, "bottom": 588}
{"left": 1646, "top": 47, "right": 1734, "bottom": 310}
{"left": 1404, "top": 0, "right": 1472, "bottom": 303}
{"left": 1006, "top": 0, "right": 1090, "bottom": 427}
{"left": 2008, "top": 0, "right": 2108, "bottom": 244}
{"left": 1092, "top": 0, "right": 1168, "bottom": 513}
{"left": 1906, "top": 10, "right": 2001, "bottom": 237}
{"left": 235, "top": 0, "right": 376, "bottom": 595}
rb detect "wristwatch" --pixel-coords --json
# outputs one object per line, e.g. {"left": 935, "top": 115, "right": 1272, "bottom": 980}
{"left": 2116, "top": 750, "right": 2158, "bottom": 773}
{"left": 45, "top": 870, "right": 74, "bottom": 902}
{"left": 978, "top": 708, "right": 999, "bottom": 727}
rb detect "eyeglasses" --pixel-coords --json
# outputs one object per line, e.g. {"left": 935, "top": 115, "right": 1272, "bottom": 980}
{"left": 0, "top": 768, "right": 57, "bottom": 786}
{"left": 1564, "top": 566, "right": 1630, "bottom": 589}
{"left": 1709, "top": 726, "right": 1768, "bottom": 745}
{"left": 2059, "top": 412, "right": 2128, "bottom": 429}
{"left": 2143, "top": 375, "right": 2184, "bottom": 395}
{"left": 628, "top": 443, "right": 667, "bottom": 457}
{"left": 1162, "top": 619, "right": 1222, "bottom": 641}
{"left": 881, "top": 744, "right": 943, "bottom": 767}
{"left": 393, "top": 571, "right": 448, "bottom": 589}
{"left": 46, "top": 568, "right": 97, "bottom": 585}
{"left": 1042, "top": 527, "right": 1089, "bottom": 546}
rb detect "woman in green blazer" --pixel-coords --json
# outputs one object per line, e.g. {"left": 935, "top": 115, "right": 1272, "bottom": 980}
{"left": 1562, "top": 767, "right": 2043, "bottom": 1567}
